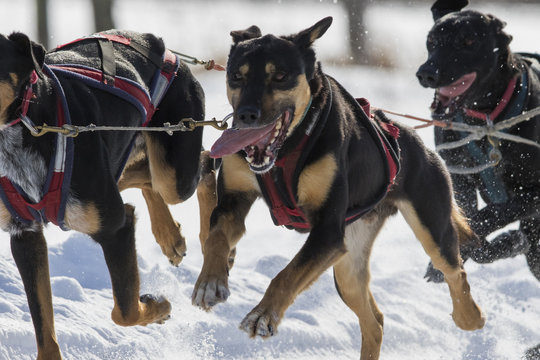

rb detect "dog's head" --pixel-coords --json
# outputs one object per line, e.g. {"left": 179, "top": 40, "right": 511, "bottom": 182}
{"left": 416, "top": 0, "right": 514, "bottom": 116}
{"left": 210, "top": 17, "right": 332, "bottom": 173}
{"left": 0, "top": 33, "right": 45, "bottom": 125}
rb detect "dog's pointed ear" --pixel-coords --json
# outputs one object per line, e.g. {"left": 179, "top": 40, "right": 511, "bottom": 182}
{"left": 292, "top": 17, "right": 333, "bottom": 48}
{"left": 431, "top": 0, "right": 468, "bottom": 21}
{"left": 230, "top": 26, "right": 262, "bottom": 44}
{"left": 488, "top": 15, "right": 513, "bottom": 48}
{"left": 8, "top": 32, "right": 46, "bottom": 78}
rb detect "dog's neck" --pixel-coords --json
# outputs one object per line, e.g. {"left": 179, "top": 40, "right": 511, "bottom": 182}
{"left": 464, "top": 51, "right": 520, "bottom": 112}
{"left": 0, "top": 78, "right": 56, "bottom": 203}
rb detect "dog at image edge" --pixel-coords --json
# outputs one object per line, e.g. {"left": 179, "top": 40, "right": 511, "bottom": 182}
{"left": 0, "top": 31, "right": 215, "bottom": 359}
{"left": 417, "top": 0, "right": 540, "bottom": 283}
{"left": 192, "top": 17, "right": 485, "bottom": 360}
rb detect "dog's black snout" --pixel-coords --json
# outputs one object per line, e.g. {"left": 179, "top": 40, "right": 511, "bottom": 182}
{"left": 236, "top": 106, "right": 261, "bottom": 124}
{"left": 416, "top": 64, "right": 440, "bottom": 88}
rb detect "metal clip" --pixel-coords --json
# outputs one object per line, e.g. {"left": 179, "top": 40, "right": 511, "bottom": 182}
{"left": 181, "top": 116, "right": 230, "bottom": 131}
{"left": 31, "top": 124, "right": 79, "bottom": 138}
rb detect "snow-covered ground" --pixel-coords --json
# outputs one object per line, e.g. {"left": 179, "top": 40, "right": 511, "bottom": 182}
{"left": 0, "top": 1, "right": 539, "bottom": 359}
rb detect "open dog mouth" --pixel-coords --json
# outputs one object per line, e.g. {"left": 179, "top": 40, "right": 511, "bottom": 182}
{"left": 210, "top": 110, "right": 292, "bottom": 174}
{"left": 432, "top": 72, "right": 476, "bottom": 117}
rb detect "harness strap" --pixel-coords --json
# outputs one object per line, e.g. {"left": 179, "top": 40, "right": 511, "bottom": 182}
{"left": 260, "top": 136, "right": 312, "bottom": 230}
{"left": 97, "top": 37, "right": 116, "bottom": 85}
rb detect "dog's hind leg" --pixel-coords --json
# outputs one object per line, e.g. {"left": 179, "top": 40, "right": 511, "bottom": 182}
{"left": 398, "top": 200, "right": 485, "bottom": 331}
{"left": 95, "top": 204, "right": 171, "bottom": 326}
{"left": 11, "top": 230, "right": 62, "bottom": 360}
{"left": 333, "top": 216, "right": 387, "bottom": 360}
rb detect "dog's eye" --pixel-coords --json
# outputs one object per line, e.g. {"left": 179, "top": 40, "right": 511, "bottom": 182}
{"left": 464, "top": 38, "right": 474, "bottom": 47}
{"left": 230, "top": 72, "right": 243, "bottom": 82}
{"left": 272, "top": 71, "right": 288, "bottom": 82}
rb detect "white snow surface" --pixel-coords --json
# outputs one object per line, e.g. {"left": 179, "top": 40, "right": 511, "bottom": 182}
{"left": 0, "top": 1, "right": 539, "bottom": 359}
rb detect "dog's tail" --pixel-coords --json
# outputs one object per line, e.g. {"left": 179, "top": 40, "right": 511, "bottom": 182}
{"left": 451, "top": 204, "right": 481, "bottom": 249}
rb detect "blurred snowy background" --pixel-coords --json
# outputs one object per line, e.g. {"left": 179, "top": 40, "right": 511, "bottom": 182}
{"left": 0, "top": 1, "right": 539, "bottom": 359}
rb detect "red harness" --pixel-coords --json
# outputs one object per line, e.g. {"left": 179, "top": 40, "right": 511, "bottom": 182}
{"left": 0, "top": 34, "right": 179, "bottom": 230}
{"left": 257, "top": 96, "right": 400, "bottom": 231}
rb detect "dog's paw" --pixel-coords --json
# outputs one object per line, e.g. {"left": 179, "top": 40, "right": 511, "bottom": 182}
{"left": 157, "top": 221, "right": 187, "bottom": 267}
{"left": 140, "top": 294, "right": 172, "bottom": 325}
{"left": 452, "top": 304, "right": 486, "bottom": 331}
{"left": 239, "top": 307, "right": 279, "bottom": 339}
{"left": 191, "top": 275, "right": 230, "bottom": 311}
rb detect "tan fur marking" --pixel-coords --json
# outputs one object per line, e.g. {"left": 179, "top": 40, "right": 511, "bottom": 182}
{"left": 298, "top": 153, "right": 337, "bottom": 210}
{"left": 239, "top": 64, "right": 249, "bottom": 76}
{"left": 9, "top": 73, "right": 18, "bottom": 84}
{"left": 265, "top": 62, "right": 276, "bottom": 75}
{"left": 333, "top": 219, "right": 387, "bottom": 360}
{"left": 64, "top": 201, "right": 101, "bottom": 234}
{"left": 0, "top": 80, "right": 16, "bottom": 125}
{"left": 222, "top": 154, "right": 260, "bottom": 193}
{"left": 117, "top": 151, "right": 151, "bottom": 191}
{"left": 0, "top": 201, "right": 12, "bottom": 230}
{"left": 270, "top": 75, "right": 311, "bottom": 135}
{"left": 144, "top": 133, "right": 180, "bottom": 204}
{"left": 451, "top": 204, "right": 475, "bottom": 244}
{"left": 398, "top": 201, "right": 485, "bottom": 331}
{"left": 197, "top": 167, "right": 217, "bottom": 248}
{"left": 142, "top": 189, "right": 186, "bottom": 266}
{"left": 35, "top": 234, "right": 61, "bottom": 360}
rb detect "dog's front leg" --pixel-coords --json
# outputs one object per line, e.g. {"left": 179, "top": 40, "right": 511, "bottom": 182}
{"left": 11, "top": 230, "right": 62, "bottom": 360}
{"left": 192, "top": 191, "right": 257, "bottom": 310}
{"left": 96, "top": 204, "right": 171, "bottom": 326}
{"left": 239, "top": 224, "right": 347, "bottom": 338}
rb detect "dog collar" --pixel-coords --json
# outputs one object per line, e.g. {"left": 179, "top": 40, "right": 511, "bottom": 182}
{"left": 1, "top": 70, "right": 39, "bottom": 131}
{"left": 462, "top": 74, "right": 519, "bottom": 124}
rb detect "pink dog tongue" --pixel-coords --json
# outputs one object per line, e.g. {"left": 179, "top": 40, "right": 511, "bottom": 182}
{"left": 210, "top": 123, "right": 275, "bottom": 158}
{"left": 438, "top": 72, "right": 477, "bottom": 98}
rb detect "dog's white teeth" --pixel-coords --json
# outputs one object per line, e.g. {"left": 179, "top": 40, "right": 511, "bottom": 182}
{"left": 274, "top": 130, "right": 280, "bottom": 137}
{"left": 270, "top": 137, "right": 276, "bottom": 145}
{"left": 246, "top": 156, "right": 254, "bottom": 163}
{"left": 264, "top": 156, "right": 270, "bottom": 164}
{"left": 276, "top": 121, "right": 282, "bottom": 130}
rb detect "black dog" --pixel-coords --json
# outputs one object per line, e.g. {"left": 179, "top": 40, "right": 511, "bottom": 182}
{"left": 0, "top": 31, "right": 213, "bottom": 359}
{"left": 417, "top": 0, "right": 540, "bottom": 282}
{"left": 191, "top": 17, "right": 484, "bottom": 359}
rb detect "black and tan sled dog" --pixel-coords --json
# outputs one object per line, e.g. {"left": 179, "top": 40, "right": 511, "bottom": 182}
{"left": 192, "top": 17, "right": 485, "bottom": 359}
{"left": 417, "top": 0, "right": 540, "bottom": 282}
{"left": 0, "top": 31, "right": 214, "bottom": 359}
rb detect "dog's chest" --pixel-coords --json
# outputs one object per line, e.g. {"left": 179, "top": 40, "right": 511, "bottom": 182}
{"left": 0, "top": 127, "right": 47, "bottom": 203}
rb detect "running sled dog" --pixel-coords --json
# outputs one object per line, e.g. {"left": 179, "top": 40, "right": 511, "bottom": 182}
{"left": 417, "top": 0, "right": 540, "bottom": 282}
{"left": 0, "top": 30, "right": 213, "bottom": 359}
{"left": 192, "top": 17, "right": 485, "bottom": 359}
